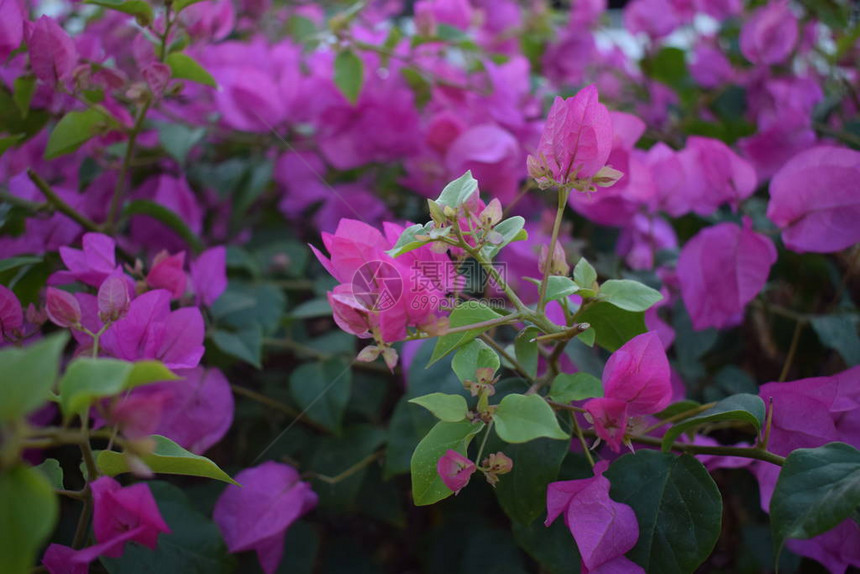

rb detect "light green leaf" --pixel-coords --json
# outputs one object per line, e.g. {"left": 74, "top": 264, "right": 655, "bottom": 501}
{"left": 410, "top": 420, "right": 484, "bottom": 505}
{"left": 334, "top": 49, "right": 364, "bottom": 104}
{"left": 165, "top": 53, "right": 216, "bottom": 87}
{"left": 408, "top": 393, "right": 469, "bottom": 422}
{"left": 661, "top": 393, "right": 765, "bottom": 452}
{"left": 544, "top": 276, "right": 580, "bottom": 302}
{"left": 605, "top": 451, "right": 722, "bottom": 573}
{"left": 59, "top": 358, "right": 177, "bottom": 418}
{"left": 97, "top": 435, "right": 237, "bottom": 484}
{"left": 482, "top": 216, "right": 527, "bottom": 258}
{"left": 45, "top": 109, "right": 108, "bottom": 159}
{"left": 386, "top": 222, "right": 450, "bottom": 257}
{"left": 514, "top": 327, "right": 540, "bottom": 379}
{"left": 156, "top": 123, "right": 206, "bottom": 164}
{"left": 493, "top": 394, "right": 569, "bottom": 443}
{"left": 770, "top": 442, "right": 860, "bottom": 563}
{"left": 85, "top": 0, "right": 153, "bottom": 24}
{"left": 549, "top": 373, "right": 603, "bottom": 403}
{"left": 0, "top": 466, "right": 59, "bottom": 574}
{"left": 577, "top": 327, "right": 596, "bottom": 347}
{"left": 430, "top": 301, "right": 505, "bottom": 365}
{"left": 573, "top": 257, "right": 597, "bottom": 289}
{"left": 172, "top": 0, "right": 207, "bottom": 11}
{"left": 599, "top": 279, "right": 663, "bottom": 312}
{"left": 435, "top": 171, "right": 479, "bottom": 209}
{"left": 0, "top": 332, "right": 68, "bottom": 423}
{"left": 34, "top": 459, "right": 64, "bottom": 490}
{"left": 451, "top": 339, "right": 500, "bottom": 383}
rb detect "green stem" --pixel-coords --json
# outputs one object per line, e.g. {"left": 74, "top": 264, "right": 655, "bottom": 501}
{"left": 230, "top": 384, "right": 331, "bottom": 434}
{"left": 106, "top": 97, "right": 152, "bottom": 231}
{"left": 27, "top": 170, "right": 101, "bottom": 232}
{"left": 570, "top": 411, "right": 595, "bottom": 468}
{"left": 641, "top": 402, "right": 718, "bottom": 435}
{"left": 475, "top": 420, "right": 494, "bottom": 466}
{"left": 537, "top": 188, "right": 570, "bottom": 314}
{"left": 779, "top": 321, "right": 803, "bottom": 382}
{"left": 305, "top": 450, "right": 383, "bottom": 484}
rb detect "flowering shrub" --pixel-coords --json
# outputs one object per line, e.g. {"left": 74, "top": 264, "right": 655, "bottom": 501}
{"left": 0, "top": 0, "right": 859, "bottom": 573}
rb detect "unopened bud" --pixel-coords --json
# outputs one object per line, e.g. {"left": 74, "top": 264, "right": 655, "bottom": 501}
{"left": 98, "top": 275, "right": 130, "bottom": 323}
{"left": 45, "top": 288, "right": 81, "bottom": 328}
{"left": 539, "top": 241, "right": 570, "bottom": 276}
{"left": 592, "top": 165, "right": 624, "bottom": 188}
{"left": 479, "top": 198, "right": 503, "bottom": 228}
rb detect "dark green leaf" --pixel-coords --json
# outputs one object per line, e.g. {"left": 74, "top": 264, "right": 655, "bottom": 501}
{"left": 334, "top": 49, "right": 364, "bottom": 104}
{"left": 0, "top": 256, "right": 42, "bottom": 274}
{"left": 0, "top": 332, "right": 68, "bottom": 423}
{"left": 289, "top": 358, "right": 352, "bottom": 433}
{"left": 811, "top": 315, "right": 860, "bottom": 367}
{"left": 45, "top": 109, "right": 108, "bottom": 159}
{"left": 493, "top": 394, "right": 569, "bottom": 443}
{"left": 85, "top": 0, "right": 153, "bottom": 24}
{"left": 0, "top": 466, "right": 59, "bottom": 574}
{"left": 165, "top": 53, "right": 216, "bottom": 87}
{"left": 577, "top": 301, "right": 646, "bottom": 352}
{"left": 210, "top": 327, "right": 263, "bottom": 368}
{"left": 512, "top": 516, "right": 581, "bottom": 574}
{"left": 12, "top": 76, "right": 36, "bottom": 118}
{"left": 605, "top": 451, "right": 722, "bottom": 573}
{"left": 157, "top": 122, "right": 206, "bottom": 164}
{"left": 311, "top": 425, "right": 386, "bottom": 509}
{"left": 770, "top": 442, "right": 860, "bottom": 562}
{"left": 123, "top": 199, "right": 205, "bottom": 253}
{"left": 661, "top": 393, "right": 765, "bottom": 451}
{"left": 384, "top": 398, "right": 437, "bottom": 477}
{"left": 410, "top": 420, "right": 484, "bottom": 505}
{"left": 34, "top": 459, "right": 64, "bottom": 490}
{"left": 97, "top": 435, "right": 237, "bottom": 484}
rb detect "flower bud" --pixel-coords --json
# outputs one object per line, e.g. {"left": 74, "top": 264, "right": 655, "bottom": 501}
{"left": 0, "top": 285, "right": 24, "bottom": 340}
{"left": 98, "top": 274, "right": 131, "bottom": 323}
{"left": 482, "top": 451, "right": 513, "bottom": 486}
{"left": 45, "top": 287, "right": 82, "bottom": 328}
{"left": 437, "top": 449, "right": 475, "bottom": 495}
{"left": 539, "top": 241, "right": 570, "bottom": 276}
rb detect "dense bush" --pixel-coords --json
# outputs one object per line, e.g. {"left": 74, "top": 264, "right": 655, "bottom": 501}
{"left": 1, "top": 0, "right": 859, "bottom": 573}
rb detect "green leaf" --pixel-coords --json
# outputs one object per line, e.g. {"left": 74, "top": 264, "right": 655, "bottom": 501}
{"left": 0, "top": 134, "right": 23, "bottom": 157}
{"left": 386, "top": 222, "right": 451, "bottom": 257}
{"left": 770, "top": 442, "right": 860, "bottom": 562}
{"left": 122, "top": 199, "right": 205, "bottom": 253}
{"left": 13, "top": 76, "right": 36, "bottom": 118}
{"left": 210, "top": 327, "right": 262, "bottom": 368}
{"left": 410, "top": 420, "right": 484, "bottom": 505}
{"left": 577, "top": 327, "right": 596, "bottom": 347}
{"left": 59, "top": 358, "right": 177, "bottom": 419}
{"left": 34, "top": 459, "right": 64, "bottom": 490}
{"left": 451, "top": 339, "right": 500, "bottom": 383}
{"left": 310, "top": 425, "right": 386, "bottom": 510}
{"left": 408, "top": 393, "right": 468, "bottom": 422}
{"left": 643, "top": 47, "right": 689, "bottom": 90}
{"left": 165, "top": 52, "right": 216, "bottom": 87}
{"left": 289, "top": 358, "right": 352, "bottom": 433}
{"left": 549, "top": 373, "right": 603, "bottom": 403}
{"left": 435, "top": 171, "right": 479, "bottom": 209}
{"left": 493, "top": 394, "right": 569, "bottom": 443}
{"left": 573, "top": 257, "right": 597, "bottom": 289}
{"left": 0, "top": 466, "right": 59, "bottom": 574}
{"left": 543, "top": 276, "right": 580, "bottom": 302}
{"left": 384, "top": 398, "right": 437, "bottom": 478}
{"left": 661, "top": 393, "right": 765, "bottom": 452}
{"left": 290, "top": 298, "right": 332, "bottom": 319}
{"left": 605, "top": 451, "right": 722, "bottom": 573}
{"left": 157, "top": 122, "right": 206, "bottom": 164}
{"left": 172, "top": 0, "right": 207, "bottom": 11}
{"left": 512, "top": 518, "right": 581, "bottom": 574}
{"left": 489, "top": 434, "right": 569, "bottom": 524}
{"left": 0, "top": 256, "right": 42, "bottom": 274}
{"left": 482, "top": 216, "right": 527, "bottom": 258}
{"left": 334, "top": 49, "right": 364, "bottom": 104}
{"left": 101, "top": 481, "right": 234, "bottom": 574}
{"left": 576, "top": 301, "right": 646, "bottom": 352}
{"left": 44, "top": 109, "right": 108, "bottom": 159}
{"left": 0, "top": 332, "right": 68, "bottom": 423}
{"left": 430, "top": 301, "right": 504, "bottom": 365}
{"left": 97, "top": 435, "right": 237, "bottom": 484}
{"left": 514, "top": 327, "right": 540, "bottom": 379}
{"left": 598, "top": 279, "right": 663, "bottom": 312}
{"left": 85, "top": 0, "right": 153, "bottom": 24}
{"left": 811, "top": 314, "right": 860, "bottom": 367}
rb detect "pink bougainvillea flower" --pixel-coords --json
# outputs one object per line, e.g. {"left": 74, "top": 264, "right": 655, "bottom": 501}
{"left": 214, "top": 461, "right": 318, "bottom": 574}
{"left": 623, "top": 0, "right": 680, "bottom": 39}
{"left": 134, "top": 367, "right": 234, "bottom": 454}
{"left": 766, "top": 146, "right": 860, "bottom": 254}
{"left": 546, "top": 461, "right": 643, "bottom": 573}
{"left": 583, "top": 332, "right": 671, "bottom": 452}
{"left": 29, "top": 15, "right": 78, "bottom": 88}
{"left": 740, "top": 0, "right": 798, "bottom": 66}
{"left": 43, "top": 476, "right": 171, "bottom": 571}
{"left": 190, "top": 246, "right": 227, "bottom": 307}
{"left": 437, "top": 449, "right": 476, "bottom": 495}
{"left": 107, "top": 391, "right": 170, "bottom": 440}
{"left": 0, "top": 0, "right": 24, "bottom": 61}
{"left": 100, "top": 289, "right": 205, "bottom": 369}
{"left": 52, "top": 233, "right": 121, "bottom": 288}
{"left": 414, "top": 0, "right": 474, "bottom": 31}
{"left": 445, "top": 124, "right": 521, "bottom": 204}
{"left": 45, "top": 287, "right": 82, "bottom": 329}
{"left": 0, "top": 284, "right": 24, "bottom": 341}
{"left": 527, "top": 85, "right": 613, "bottom": 188}
{"left": 146, "top": 251, "right": 187, "bottom": 299}
{"left": 676, "top": 221, "right": 776, "bottom": 330}
{"left": 616, "top": 214, "right": 678, "bottom": 271}
{"left": 675, "top": 137, "right": 757, "bottom": 216}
